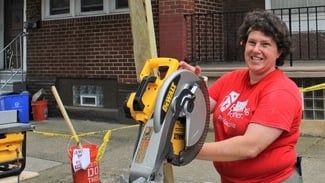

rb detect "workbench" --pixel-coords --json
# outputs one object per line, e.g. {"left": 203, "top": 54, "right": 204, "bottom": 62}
{"left": 0, "top": 123, "right": 34, "bottom": 178}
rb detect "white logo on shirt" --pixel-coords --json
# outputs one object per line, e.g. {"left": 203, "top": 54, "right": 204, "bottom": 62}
{"left": 220, "top": 91, "right": 240, "bottom": 112}
{"left": 232, "top": 101, "right": 247, "bottom": 112}
{"left": 228, "top": 100, "right": 249, "bottom": 119}
{"left": 218, "top": 91, "right": 250, "bottom": 128}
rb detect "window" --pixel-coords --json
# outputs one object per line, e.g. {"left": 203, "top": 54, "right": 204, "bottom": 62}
{"left": 303, "top": 89, "right": 325, "bottom": 120}
{"left": 81, "top": 0, "right": 104, "bottom": 12}
{"left": 108, "top": 0, "right": 128, "bottom": 13}
{"left": 50, "top": 0, "right": 70, "bottom": 15}
{"left": 73, "top": 85, "right": 104, "bottom": 107}
{"left": 116, "top": 0, "right": 128, "bottom": 9}
{"left": 294, "top": 78, "right": 325, "bottom": 120}
{"left": 43, "top": 0, "right": 128, "bottom": 20}
{"left": 58, "top": 78, "right": 118, "bottom": 109}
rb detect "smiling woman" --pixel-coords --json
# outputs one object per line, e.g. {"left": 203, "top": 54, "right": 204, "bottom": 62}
{"left": 237, "top": 10, "right": 292, "bottom": 67}
{"left": 244, "top": 30, "right": 280, "bottom": 84}
{"left": 179, "top": 10, "right": 303, "bottom": 183}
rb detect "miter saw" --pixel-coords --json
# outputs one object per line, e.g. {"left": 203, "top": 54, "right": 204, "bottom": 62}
{"left": 121, "top": 57, "right": 210, "bottom": 183}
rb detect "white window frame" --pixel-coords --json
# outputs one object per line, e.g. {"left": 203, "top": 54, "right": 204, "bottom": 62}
{"left": 75, "top": 0, "right": 108, "bottom": 17}
{"left": 109, "top": 0, "right": 128, "bottom": 13}
{"left": 42, "top": 0, "right": 74, "bottom": 20}
{"left": 42, "top": 0, "right": 128, "bottom": 20}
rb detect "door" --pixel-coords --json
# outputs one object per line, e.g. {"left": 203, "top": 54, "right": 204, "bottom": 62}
{"left": 4, "top": 0, "right": 23, "bottom": 42}
{"left": 4, "top": 0, "right": 23, "bottom": 70}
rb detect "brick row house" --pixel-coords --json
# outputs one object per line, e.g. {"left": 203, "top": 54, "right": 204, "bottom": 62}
{"left": 1, "top": 0, "right": 325, "bottom": 122}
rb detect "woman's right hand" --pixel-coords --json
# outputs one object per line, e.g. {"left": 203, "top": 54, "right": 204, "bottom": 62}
{"left": 179, "top": 61, "right": 202, "bottom": 76}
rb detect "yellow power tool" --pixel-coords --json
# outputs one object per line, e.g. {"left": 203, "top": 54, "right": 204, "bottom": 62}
{"left": 123, "top": 57, "right": 210, "bottom": 183}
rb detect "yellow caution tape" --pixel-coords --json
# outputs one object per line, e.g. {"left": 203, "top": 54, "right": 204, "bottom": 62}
{"left": 32, "top": 131, "right": 72, "bottom": 139}
{"left": 300, "top": 83, "right": 325, "bottom": 93}
{"left": 96, "top": 130, "right": 112, "bottom": 162}
{"left": 32, "top": 124, "right": 139, "bottom": 162}
{"left": 32, "top": 125, "right": 138, "bottom": 138}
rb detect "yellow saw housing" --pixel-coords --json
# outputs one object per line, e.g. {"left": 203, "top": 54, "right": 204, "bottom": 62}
{"left": 124, "top": 57, "right": 179, "bottom": 123}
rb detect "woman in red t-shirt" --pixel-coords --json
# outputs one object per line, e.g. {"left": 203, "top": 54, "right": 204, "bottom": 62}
{"left": 180, "top": 10, "right": 303, "bottom": 183}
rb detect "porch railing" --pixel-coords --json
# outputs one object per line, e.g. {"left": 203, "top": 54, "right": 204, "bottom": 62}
{"left": 184, "top": 6, "right": 325, "bottom": 66}
{"left": 0, "top": 32, "right": 25, "bottom": 91}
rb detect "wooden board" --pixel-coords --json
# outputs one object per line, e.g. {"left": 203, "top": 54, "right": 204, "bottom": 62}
{"left": 128, "top": 0, "right": 157, "bottom": 80}
{"left": 128, "top": 1, "right": 174, "bottom": 182}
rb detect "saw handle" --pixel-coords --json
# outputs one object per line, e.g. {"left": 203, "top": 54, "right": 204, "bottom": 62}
{"left": 133, "top": 76, "right": 156, "bottom": 111}
{"left": 124, "top": 57, "right": 181, "bottom": 123}
{"left": 133, "top": 58, "right": 179, "bottom": 111}
{"left": 139, "top": 57, "right": 179, "bottom": 81}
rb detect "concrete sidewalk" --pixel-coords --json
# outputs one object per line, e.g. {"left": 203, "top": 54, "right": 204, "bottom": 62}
{"left": 1, "top": 118, "right": 324, "bottom": 183}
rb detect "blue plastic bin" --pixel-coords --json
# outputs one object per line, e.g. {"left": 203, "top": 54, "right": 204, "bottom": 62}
{"left": 0, "top": 93, "right": 30, "bottom": 123}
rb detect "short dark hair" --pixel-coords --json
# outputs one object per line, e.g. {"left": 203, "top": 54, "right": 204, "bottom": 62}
{"left": 237, "top": 10, "right": 292, "bottom": 66}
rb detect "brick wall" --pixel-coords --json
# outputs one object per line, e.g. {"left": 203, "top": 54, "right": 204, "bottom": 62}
{"left": 159, "top": 0, "right": 223, "bottom": 62}
{"left": 25, "top": 0, "right": 265, "bottom": 85}
{"left": 25, "top": 1, "right": 163, "bottom": 120}
{"left": 27, "top": 17, "right": 135, "bottom": 84}
{"left": 25, "top": 1, "right": 137, "bottom": 120}
{"left": 158, "top": 0, "right": 194, "bottom": 60}
{"left": 223, "top": 0, "right": 264, "bottom": 12}
{"left": 183, "top": 0, "right": 223, "bottom": 63}
{"left": 195, "top": 0, "right": 223, "bottom": 13}
{"left": 26, "top": 1, "right": 164, "bottom": 85}
{"left": 24, "top": 0, "right": 264, "bottom": 120}
{"left": 183, "top": 0, "right": 264, "bottom": 63}
{"left": 25, "top": 1, "right": 232, "bottom": 85}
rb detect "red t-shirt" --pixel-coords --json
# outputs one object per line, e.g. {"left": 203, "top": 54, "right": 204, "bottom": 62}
{"left": 209, "top": 69, "right": 302, "bottom": 183}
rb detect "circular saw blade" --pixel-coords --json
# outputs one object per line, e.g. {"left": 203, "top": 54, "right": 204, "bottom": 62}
{"left": 153, "top": 69, "right": 210, "bottom": 166}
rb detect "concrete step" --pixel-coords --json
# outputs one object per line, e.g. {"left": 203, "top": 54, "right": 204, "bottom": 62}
{"left": 0, "top": 81, "right": 27, "bottom": 94}
{"left": 0, "top": 70, "right": 27, "bottom": 94}
{"left": 0, "top": 70, "right": 26, "bottom": 81}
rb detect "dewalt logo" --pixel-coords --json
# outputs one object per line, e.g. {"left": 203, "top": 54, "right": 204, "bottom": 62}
{"left": 162, "top": 82, "right": 177, "bottom": 112}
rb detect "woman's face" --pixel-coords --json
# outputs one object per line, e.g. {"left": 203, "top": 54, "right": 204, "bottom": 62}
{"left": 244, "top": 30, "right": 281, "bottom": 76}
